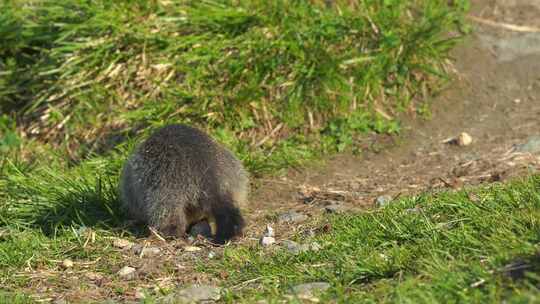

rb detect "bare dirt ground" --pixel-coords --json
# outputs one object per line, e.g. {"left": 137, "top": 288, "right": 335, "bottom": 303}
{"left": 21, "top": 1, "right": 540, "bottom": 302}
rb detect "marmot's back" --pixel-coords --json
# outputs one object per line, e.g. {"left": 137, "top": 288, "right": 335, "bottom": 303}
{"left": 119, "top": 124, "right": 248, "bottom": 243}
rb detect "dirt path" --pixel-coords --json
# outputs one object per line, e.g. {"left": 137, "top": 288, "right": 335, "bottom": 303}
{"left": 245, "top": 0, "right": 540, "bottom": 239}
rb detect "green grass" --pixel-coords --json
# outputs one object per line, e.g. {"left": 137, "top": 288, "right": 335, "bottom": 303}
{"left": 1, "top": 144, "right": 538, "bottom": 302}
{"left": 0, "top": 0, "right": 486, "bottom": 301}
{"left": 0, "top": 156, "right": 127, "bottom": 290}
{"left": 0, "top": 0, "right": 469, "bottom": 175}
{"left": 0, "top": 292, "right": 33, "bottom": 304}
{"left": 205, "top": 176, "right": 540, "bottom": 303}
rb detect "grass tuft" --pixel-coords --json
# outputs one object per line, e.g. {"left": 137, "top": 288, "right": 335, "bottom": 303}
{"left": 0, "top": 155, "right": 122, "bottom": 233}
{"left": 0, "top": 0, "right": 469, "bottom": 174}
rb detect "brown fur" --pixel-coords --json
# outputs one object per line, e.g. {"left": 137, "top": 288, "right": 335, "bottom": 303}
{"left": 119, "top": 124, "right": 248, "bottom": 243}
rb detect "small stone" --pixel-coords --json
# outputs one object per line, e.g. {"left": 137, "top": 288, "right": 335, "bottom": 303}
{"left": 282, "top": 240, "right": 321, "bottom": 255}
{"left": 117, "top": 266, "right": 136, "bottom": 280}
{"left": 143, "top": 247, "right": 161, "bottom": 257}
{"left": 61, "top": 259, "right": 74, "bottom": 269}
{"left": 292, "top": 282, "right": 330, "bottom": 298}
{"left": 260, "top": 236, "right": 276, "bottom": 247}
{"left": 113, "top": 238, "right": 134, "bottom": 249}
{"left": 188, "top": 221, "right": 213, "bottom": 238}
{"left": 282, "top": 240, "right": 305, "bottom": 254}
{"left": 264, "top": 225, "right": 274, "bottom": 237}
{"left": 162, "top": 285, "right": 221, "bottom": 303}
{"left": 515, "top": 136, "right": 540, "bottom": 154}
{"left": 183, "top": 246, "right": 202, "bottom": 252}
{"left": 278, "top": 211, "right": 308, "bottom": 224}
{"left": 457, "top": 132, "right": 473, "bottom": 146}
{"left": 84, "top": 272, "right": 103, "bottom": 281}
{"left": 375, "top": 195, "right": 392, "bottom": 207}
{"left": 132, "top": 245, "right": 161, "bottom": 257}
{"left": 208, "top": 251, "right": 216, "bottom": 259}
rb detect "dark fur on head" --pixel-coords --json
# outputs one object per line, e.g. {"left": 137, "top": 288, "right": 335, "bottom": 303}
{"left": 119, "top": 124, "right": 248, "bottom": 244}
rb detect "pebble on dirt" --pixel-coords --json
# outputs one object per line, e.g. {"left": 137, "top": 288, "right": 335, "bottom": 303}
{"left": 292, "top": 282, "right": 331, "bottom": 298}
{"left": 61, "top": 259, "right": 74, "bottom": 269}
{"left": 282, "top": 240, "right": 322, "bottom": 255}
{"left": 260, "top": 236, "right": 276, "bottom": 246}
{"left": 117, "top": 266, "right": 137, "bottom": 280}
{"left": 324, "top": 202, "right": 347, "bottom": 213}
{"left": 113, "top": 238, "right": 134, "bottom": 249}
{"left": 442, "top": 132, "right": 473, "bottom": 146}
{"left": 162, "top": 284, "right": 221, "bottom": 303}
{"left": 277, "top": 211, "right": 308, "bottom": 224}
{"left": 457, "top": 132, "right": 473, "bottom": 146}
{"left": 264, "top": 224, "right": 275, "bottom": 237}
{"left": 183, "top": 246, "right": 202, "bottom": 252}
{"left": 84, "top": 272, "right": 103, "bottom": 281}
{"left": 132, "top": 245, "right": 161, "bottom": 257}
{"left": 260, "top": 224, "right": 276, "bottom": 246}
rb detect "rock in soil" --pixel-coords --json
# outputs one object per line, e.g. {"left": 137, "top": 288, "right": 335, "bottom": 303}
{"left": 184, "top": 246, "right": 202, "bottom": 252}
{"left": 375, "top": 195, "right": 392, "bottom": 207}
{"left": 113, "top": 238, "right": 134, "bottom": 249}
{"left": 260, "top": 236, "right": 276, "bottom": 247}
{"left": 277, "top": 211, "right": 308, "bottom": 224}
{"left": 516, "top": 136, "right": 540, "bottom": 153}
{"left": 132, "top": 245, "right": 161, "bottom": 257}
{"left": 117, "top": 266, "right": 137, "bottom": 280}
{"left": 162, "top": 285, "right": 221, "bottom": 303}
{"left": 281, "top": 240, "right": 305, "bottom": 254}
{"left": 292, "top": 282, "right": 331, "bottom": 298}
{"left": 61, "top": 259, "right": 74, "bottom": 269}
{"left": 264, "top": 224, "right": 275, "bottom": 237}
{"left": 324, "top": 202, "right": 348, "bottom": 213}
{"left": 282, "top": 240, "right": 322, "bottom": 255}
{"left": 84, "top": 272, "right": 104, "bottom": 281}
{"left": 457, "top": 132, "right": 473, "bottom": 146}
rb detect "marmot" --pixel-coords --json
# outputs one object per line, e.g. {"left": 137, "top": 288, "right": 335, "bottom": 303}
{"left": 119, "top": 124, "right": 248, "bottom": 244}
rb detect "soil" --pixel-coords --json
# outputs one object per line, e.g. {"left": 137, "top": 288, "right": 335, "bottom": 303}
{"left": 20, "top": 0, "right": 540, "bottom": 302}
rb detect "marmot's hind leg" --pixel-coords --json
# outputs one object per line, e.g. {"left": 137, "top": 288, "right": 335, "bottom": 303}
{"left": 155, "top": 211, "right": 189, "bottom": 238}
